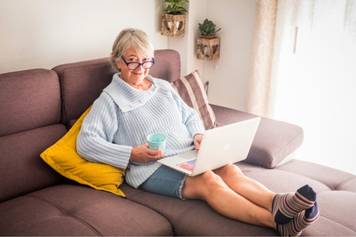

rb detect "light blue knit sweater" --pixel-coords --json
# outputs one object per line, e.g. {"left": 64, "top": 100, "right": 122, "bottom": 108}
{"left": 76, "top": 73, "right": 205, "bottom": 188}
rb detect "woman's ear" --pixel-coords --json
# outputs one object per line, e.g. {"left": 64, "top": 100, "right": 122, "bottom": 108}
{"left": 116, "top": 59, "right": 123, "bottom": 72}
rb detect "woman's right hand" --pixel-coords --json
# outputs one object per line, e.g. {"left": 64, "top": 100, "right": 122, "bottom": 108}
{"left": 130, "top": 144, "right": 164, "bottom": 163}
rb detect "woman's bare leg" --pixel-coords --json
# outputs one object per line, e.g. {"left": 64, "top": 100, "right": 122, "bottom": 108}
{"left": 213, "top": 164, "right": 320, "bottom": 235}
{"left": 214, "top": 164, "right": 275, "bottom": 211}
{"left": 181, "top": 171, "right": 276, "bottom": 229}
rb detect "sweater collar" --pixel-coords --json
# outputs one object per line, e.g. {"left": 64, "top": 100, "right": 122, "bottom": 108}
{"left": 103, "top": 73, "right": 158, "bottom": 112}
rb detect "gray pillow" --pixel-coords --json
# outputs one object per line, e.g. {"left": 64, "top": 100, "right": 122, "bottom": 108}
{"left": 246, "top": 117, "right": 304, "bottom": 168}
{"left": 211, "top": 104, "right": 304, "bottom": 168}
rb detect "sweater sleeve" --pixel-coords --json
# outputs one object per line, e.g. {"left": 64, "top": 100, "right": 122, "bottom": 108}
{"left": 76, "top": 92, "right": 131, "bottom": 169}
{"left": 168, "top": 83, "right": 205, "bottom": 137}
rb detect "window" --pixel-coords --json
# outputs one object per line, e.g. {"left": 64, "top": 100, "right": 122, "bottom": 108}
{"left": 272, "top": 0, "right": 356, "bottom": 174}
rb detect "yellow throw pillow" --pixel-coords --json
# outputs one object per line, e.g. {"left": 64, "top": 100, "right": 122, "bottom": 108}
{"left": 40, "top": 107, "right": 125, "bottom": 197}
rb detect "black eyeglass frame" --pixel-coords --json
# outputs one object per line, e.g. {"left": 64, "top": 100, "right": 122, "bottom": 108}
{"left": 120, "top": 56, "right": 155, "bottom": 70}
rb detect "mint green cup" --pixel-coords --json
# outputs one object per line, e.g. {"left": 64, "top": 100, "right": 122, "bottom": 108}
{"left": 147, "top": 133, "right": 167, "bottom": 151}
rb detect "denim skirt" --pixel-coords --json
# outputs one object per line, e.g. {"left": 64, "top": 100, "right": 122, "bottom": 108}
{"left": 139, "top": 165, "right": 187, "bottom": 199}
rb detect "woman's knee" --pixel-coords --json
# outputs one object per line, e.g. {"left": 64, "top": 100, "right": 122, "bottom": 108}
{"left": 182, "top": 171, "right": 226, "bottom": 199}
{"left": 201, "top": 170, "right": 226, "bottom": 186}
{"left": 216, "top": 164, "right": 244, "bottom": 180}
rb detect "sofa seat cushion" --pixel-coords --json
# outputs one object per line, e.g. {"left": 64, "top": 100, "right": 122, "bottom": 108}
{"left": 0, "top": 195, "right": 98, "bottom": 236}
{"left": 211, "top": 104, "right": 304, "bottom": 169}
{"left": 121, "top": 184, "right": 276, "bottom": 236}
{"left": 277, "top": 160, "right": 356, "bottom": 191}
{"left": 315, "top": 191, "right": 356, "bottom": 232}
{"left": 237, "top": 162, "right": 331, "bottom": 193}
{"left": 121, "top": 161, "right": 356, "bottom": 236}
{"left": 239, "top": 162, "right": 356, "bottom": 235}
{"left": 240, "top": 162, "right": 356, "bottom": 235}
{"left": 0, "top": 184, "right": 172, "bottom": 236}
{"left": 338, "top": 177, "right": 356, "bottom": 192}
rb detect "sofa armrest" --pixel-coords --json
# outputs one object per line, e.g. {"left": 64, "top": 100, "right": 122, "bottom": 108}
{"left": 210, "top": 104, "right": 304, "bottom": 168}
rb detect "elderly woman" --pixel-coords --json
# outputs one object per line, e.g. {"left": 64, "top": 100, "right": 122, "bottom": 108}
{"left": 76, "top": 28, "right": 319, "bottom": 236}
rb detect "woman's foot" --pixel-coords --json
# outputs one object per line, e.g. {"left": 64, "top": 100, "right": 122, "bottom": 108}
{"left": 276, "top": 202, "right": 320, "bottom": 236}
{"left": 272, "top": 185, "right": 316, "bottom": 224}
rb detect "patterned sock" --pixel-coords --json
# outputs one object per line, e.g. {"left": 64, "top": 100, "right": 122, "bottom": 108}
{"left": 277, "top": 202, "right": 320, "bottom": 236}
{"left": 273, "top": 185, "right": 316, "bottom": 224}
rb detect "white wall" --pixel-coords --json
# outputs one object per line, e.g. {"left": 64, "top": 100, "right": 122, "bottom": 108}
{"left": 0, "top": 0, "right": 168, "bottom": 73}
{"left": 168, "top": 0, "right": 256, "bottom": 111}
{"left": 0, "top": 0, "right": 256, "bottom": 113}
{"left": 167, "top": 0, "right": 207, "bottom": 76}
{"left": 203, "top": 0, "right": 256, "bottom": 111}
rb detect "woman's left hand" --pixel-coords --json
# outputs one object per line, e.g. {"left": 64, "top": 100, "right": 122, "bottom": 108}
{"left": 193, "top": 134, "right": 203, "bottom": 151}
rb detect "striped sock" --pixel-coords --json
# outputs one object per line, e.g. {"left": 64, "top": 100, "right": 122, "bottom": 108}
{"left": 273, "top": 185, "right": 316, "bottom": 224}
{"left": 277, "top": 202, "right": 320, "bottom": 236}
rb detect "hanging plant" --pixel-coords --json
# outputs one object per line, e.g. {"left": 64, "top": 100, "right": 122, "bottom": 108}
{"left": 196, "top": 18, "right": 222, "bottom": 60}
{"left": 160, "top": 0, "right": 189, "bottom": 37}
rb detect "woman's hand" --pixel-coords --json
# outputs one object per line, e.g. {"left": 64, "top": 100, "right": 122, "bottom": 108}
{"left": 193, "top": 134, "right": 203, "bottom": 151}
{"left": 130, "top": 144, "right": 164, "bottom": 163}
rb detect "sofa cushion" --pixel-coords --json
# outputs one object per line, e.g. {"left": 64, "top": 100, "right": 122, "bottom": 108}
{"left": 277, "top": 160, "right": 356, "bottom": 191}
{"left": 53, "top": 58, "right": 114, "bottom": 126}
{"left": 53, "top": 50, "right": 181, "bottom": 126}
{"left": 40, "top": 107, "right": 125, "bottom": 197}
{"left": 0, "top": 124, "right": 66, "bottom": 202}
{"left": 0, "top": 195, "right": 98, "bottom": 236}
{"left": 338, "top": 177, "right": 356, "bottom": 192}
{"left": 317, "top": 191, "right": 356, "bottom": 232}
{"left": 303, "top": 216, "right": 356, "bottom": 236}
{"left": 150, "top": 49, "right": 181, "bottom": 82}
{"left": 121, "top": 184, "right": 276, "bottom": 236}
{"left": 172, "top": 70, "right": 216, "bottom": 129}
{"left": 121, "top": 161, "right": 356, "bottom": 236}
{"left": 0, "top": 184, "right": 173, "bottom": 236}
{"left": 237, "top": 162, "right": 330, "bottom": 193}
{"left": 211, "top": 104, "right": 304, "bottom": 168}
{"left": 0, "top": 69, "right": 61, "bottom": 136}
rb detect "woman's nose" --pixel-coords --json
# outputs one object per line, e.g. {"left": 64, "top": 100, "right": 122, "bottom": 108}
{"left": 134, "top": 64, "right": 144, "bottom": 72}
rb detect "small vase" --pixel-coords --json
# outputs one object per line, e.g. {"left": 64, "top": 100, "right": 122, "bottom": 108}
{"left": 196, "top": 36, "right": 220, "bottom": 60}
{"left": 160, "top": 13, "right": 186, "bottom": 37}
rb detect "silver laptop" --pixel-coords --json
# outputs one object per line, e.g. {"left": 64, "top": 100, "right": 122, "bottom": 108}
{"left": 158, "top": 117, "right": 261, "bottom": 176}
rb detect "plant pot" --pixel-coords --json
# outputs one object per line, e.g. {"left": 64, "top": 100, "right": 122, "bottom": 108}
{"left": 160, "top": 13, "right": 186, "bottom": 37}
{"left": 196, "top": 36, "right": 220, "bottom": 60}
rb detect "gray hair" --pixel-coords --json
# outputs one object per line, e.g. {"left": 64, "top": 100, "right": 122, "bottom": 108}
{"left": 110, "top": 28, "right": 154, "bottom": 72}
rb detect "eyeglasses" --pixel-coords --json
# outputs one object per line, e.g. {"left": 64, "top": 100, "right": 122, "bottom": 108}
{"left": 121, "top": 56, "right": 155, "bottom": 70}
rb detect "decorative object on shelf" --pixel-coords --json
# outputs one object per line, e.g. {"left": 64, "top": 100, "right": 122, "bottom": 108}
{"left": 196, "top": 18, "right": 222, "bottom": 60}
{"left": 160, "top": 0, "right": 189, "bottom": 37}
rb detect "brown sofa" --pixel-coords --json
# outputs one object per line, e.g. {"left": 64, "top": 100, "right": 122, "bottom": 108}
{"left": 0, "top": 49, "right": 355, "bottom": 236}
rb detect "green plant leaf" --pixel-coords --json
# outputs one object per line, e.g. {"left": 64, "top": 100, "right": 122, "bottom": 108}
{"left": 198, "top": 18, "right": 221, "bottom": 36}
{"left": 163, "top": 0, "right": 189, "bottom": 14}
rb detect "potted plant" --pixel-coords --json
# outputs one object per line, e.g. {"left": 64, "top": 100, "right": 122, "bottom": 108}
{"left": 160, "top": 0, "right": 189, "bottom": 37}
{"left": 196, "top": 18, "right": 221, "bottom": 60}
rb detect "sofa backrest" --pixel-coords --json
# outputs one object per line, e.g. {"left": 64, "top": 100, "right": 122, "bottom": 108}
{"left": 53, "top": 49, "right": 181, "bottom": 126}
{"left": 0, "top": 69, "right": 66, "bottom": 202}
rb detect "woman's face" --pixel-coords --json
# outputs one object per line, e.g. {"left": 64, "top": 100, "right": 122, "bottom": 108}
{"left": 116, "top": 47, "right": 153, "bottom": 86}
